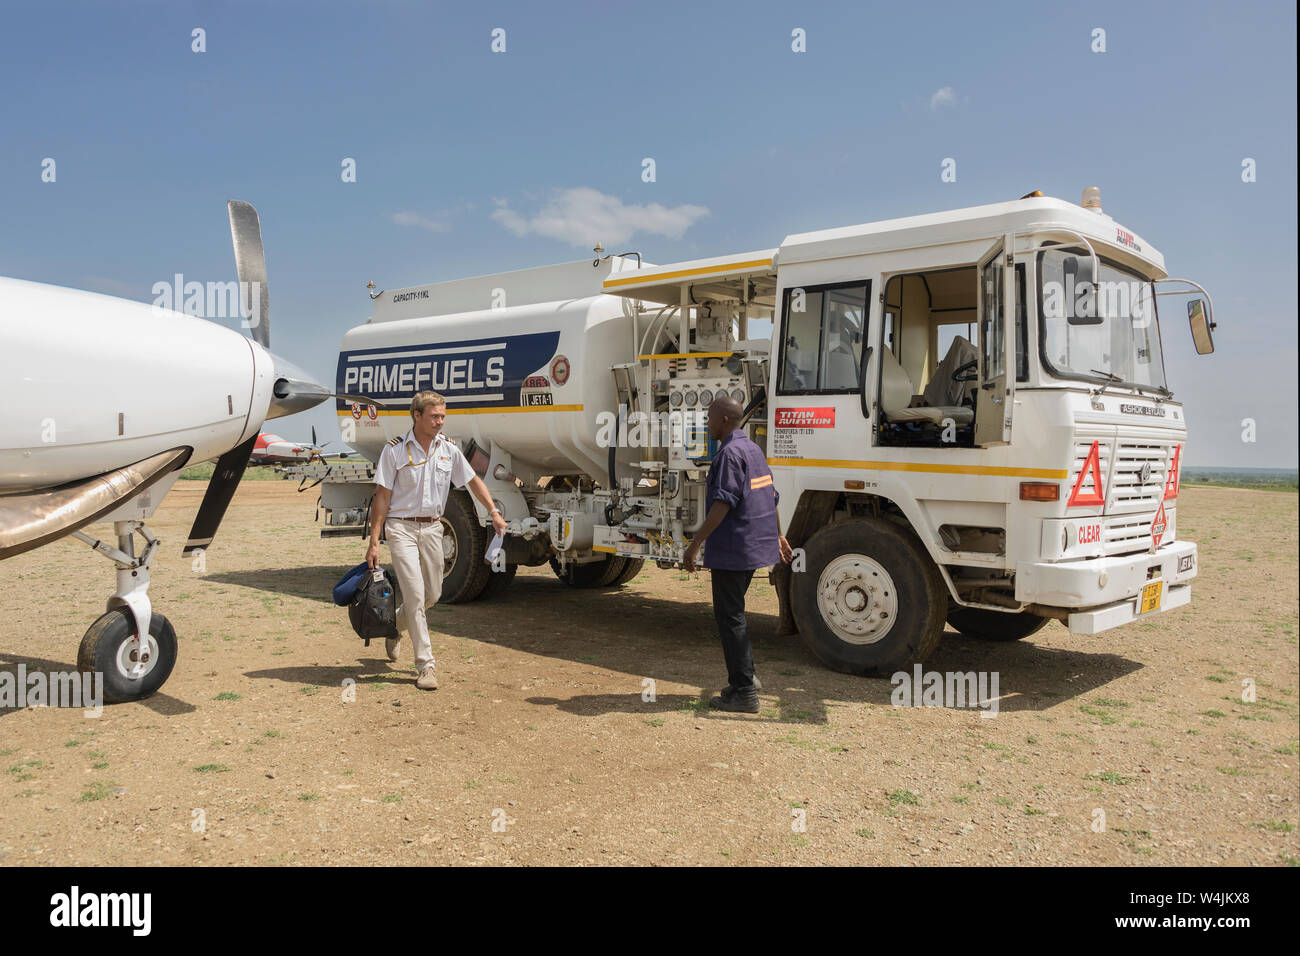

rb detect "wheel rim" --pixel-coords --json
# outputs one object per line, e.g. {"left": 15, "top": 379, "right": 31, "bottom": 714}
{"left": 440, "top": 518, "right": 457, "bottom": 577}
{"left": 816, "top": 553, "right": 898, "bottom": 645}
{"left": 115, "top": 632, "right": 160, "bottom": 680}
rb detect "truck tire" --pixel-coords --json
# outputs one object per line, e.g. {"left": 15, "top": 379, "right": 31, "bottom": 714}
{"left": 610, "top": 557, "right": 645, "bottom": 585}
{"left": 947, "top": 607, "right": 1049, "bottom": 642}
{"left": 477, "top": 563, "right": 518, "bottom": 600}
{"left": 549, "top": 553, "right": 627, "bottom": 588}
{"left": 438, "top": 490, "right": 491, "bottom": 603}
{"left": 791, "top": 518, "right": 945, "bottom": 676}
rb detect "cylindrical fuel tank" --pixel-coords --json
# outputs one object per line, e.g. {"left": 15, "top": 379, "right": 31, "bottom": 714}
{"left": 337, "top": 294, "right": 641, "bottom": 479}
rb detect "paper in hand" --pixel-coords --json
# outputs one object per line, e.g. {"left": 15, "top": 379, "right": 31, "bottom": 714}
{"left": 484, "top": 530, "right": 505, "bottom": 564}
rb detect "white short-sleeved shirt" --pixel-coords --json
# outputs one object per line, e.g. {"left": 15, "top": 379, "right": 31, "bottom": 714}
{"left": 374, "top": 430, "right": 475, "bottom": 518}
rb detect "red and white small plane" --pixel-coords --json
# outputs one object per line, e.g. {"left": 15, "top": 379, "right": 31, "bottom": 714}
{"left": 0, "top": 201, "right": 367, "bottom": 703}
{"left": 249, "top": 427, "right": 330, "bottom": 466}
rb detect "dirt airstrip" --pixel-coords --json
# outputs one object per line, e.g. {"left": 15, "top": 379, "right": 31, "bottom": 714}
{"left": 1, "top": 482, "right": 1296, "bottom": 866}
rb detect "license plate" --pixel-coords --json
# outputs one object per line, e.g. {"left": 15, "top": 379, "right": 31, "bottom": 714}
{"left": 1139, "top": 580, "right": 1162, "bottom": 614}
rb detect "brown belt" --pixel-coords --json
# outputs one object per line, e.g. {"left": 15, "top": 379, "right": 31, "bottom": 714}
{"left": 392, "top": 516, "right": 438, "bottom": 523}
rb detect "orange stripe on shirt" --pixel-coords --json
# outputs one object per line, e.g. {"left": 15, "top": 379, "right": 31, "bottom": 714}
{"left": 750, "top": 475, "right": 773, "bottom": 489}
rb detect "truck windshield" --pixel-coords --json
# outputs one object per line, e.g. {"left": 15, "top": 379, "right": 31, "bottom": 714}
{"left": 1036, "top": 248, "right": 1167, "bottom": 394}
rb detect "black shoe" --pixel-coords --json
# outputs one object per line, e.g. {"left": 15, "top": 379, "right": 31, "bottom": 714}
{"left": 710, "top": 690, "right": 760, "bottom": 713}
{"left": 720, "top": 674, "right": 762, "bottom": 698}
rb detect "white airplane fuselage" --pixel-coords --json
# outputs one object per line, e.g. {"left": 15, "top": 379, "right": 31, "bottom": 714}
{"left": 0, "top": 276, "right": 278, "bottom": 492}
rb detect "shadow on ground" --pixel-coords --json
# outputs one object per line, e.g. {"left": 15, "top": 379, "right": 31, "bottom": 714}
{"left": 212, "top": 564, "right": 1143, "bottom": 720}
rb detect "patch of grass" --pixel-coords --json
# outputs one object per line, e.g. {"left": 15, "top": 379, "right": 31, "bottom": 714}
{"left": 63, "top": 739, "right": 83, "bottom": 748}
{"left": 193, "top": 764, "right": 230, "bottom": 774}
{"left": 381, "top": 793, "right": 402, "bottom": 804}
{"left": 1024, "top": 805, "right": 1046, "bottom": 815}
{"left": 264, "top": 730, "right": 285, "bottom": 739}
{"left": 1086, "top": 771, "right": 1129, "bottom": 786}
{"left": 298, "top": 792, "right": 321, "bottom": 802}
{"left": 993, "top": 796, "right": 1014, "bottom": 807}
{"left": 1092, "top": 697, "right": 1128, "bottom": 708}
{"left": 887, "top": 790, "right": 919, "bottom": 806}
{"left": 644, "top": 718, "right": 665, "bottom": 727}
{"left": 1253, "top": 820, "right": 1295, "bottom": 833}
{"left": 212, "top": 691, "right": 241, "bottom": 701}
{"left": 465, "top": 779, "right": 482, "bottom": 789}
{"left": 77, "top": 781, "right": 116, "bottom": 802}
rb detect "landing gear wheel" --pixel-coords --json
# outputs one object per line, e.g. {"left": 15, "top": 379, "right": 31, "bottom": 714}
{"left": 947, "top": 607, "right": 1049, "bottom": 641}
{"left": 438, "top": 490, "right": 490, "bottom": 603}
{"left": 477, "top": 563, "right": 518, "bottom": 600}
{"left": 792, "top": 518, "right": 945, "bottom": 675}
{"left": 549, "top": 553, "right": 627, "bottom": 588}
{"left": 77, "top": 608, "right": 178, "bottom": 704}
{"left": 610, "top": 557, "right": 645, "bottom": 586}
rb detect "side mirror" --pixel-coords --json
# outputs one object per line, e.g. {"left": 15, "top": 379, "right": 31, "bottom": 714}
{"left": 1188, "top": 298, "right": 1215, "bottom": 355}
{"left": 858, "top": 346, "right": 873, "bottom": 419}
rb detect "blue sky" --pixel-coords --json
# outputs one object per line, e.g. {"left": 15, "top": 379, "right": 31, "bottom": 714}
{"left": 2, "top": 0, "right": 1295, "bottom": 466}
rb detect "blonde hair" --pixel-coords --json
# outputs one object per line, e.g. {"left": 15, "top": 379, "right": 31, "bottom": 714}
{"left": 410, "top": 391, "right": 447, "bottom": 419}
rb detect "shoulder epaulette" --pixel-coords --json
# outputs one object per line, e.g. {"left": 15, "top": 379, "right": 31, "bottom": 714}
{"left": 386, "top": 437, "right": 401, "bottom": 446}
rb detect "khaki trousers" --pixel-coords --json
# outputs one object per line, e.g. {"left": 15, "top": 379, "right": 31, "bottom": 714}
{"left": 385, "top": 518, "right": 446, "bottom": 669}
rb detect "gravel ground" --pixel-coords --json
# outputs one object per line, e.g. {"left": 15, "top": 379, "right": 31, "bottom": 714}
{"left": 1, "top": 482, "right": 1296, "bottom": 866}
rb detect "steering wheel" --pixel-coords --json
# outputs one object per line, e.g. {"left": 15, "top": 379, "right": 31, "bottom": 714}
{"left": 952, "top": 358, "right": 978, "bottom": 383}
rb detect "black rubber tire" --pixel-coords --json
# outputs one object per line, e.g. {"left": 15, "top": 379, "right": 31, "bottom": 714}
{"left": 477, "top": 562, "right": 518, "bottom": 600}
{"left": 549, "top": 553, "right": 628, "bottom": 588}
{"left": 947, "top": 606, "right": 1049, "bottom": 641}
{"left": 610, "top": 557, "right": 645, "bottom": 586}
{"left": 438, "top": 490, "right": 491, "bottom": 603}
{"left": 791, "top": 518, "right": 946, "bottom": 676}
{"left": 77, "top": 608, "right": 178, "bottom": 704}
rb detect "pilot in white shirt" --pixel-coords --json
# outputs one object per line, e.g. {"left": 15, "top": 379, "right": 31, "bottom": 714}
{"left": 366, "top": 391, "right": 507, "bottom": 689}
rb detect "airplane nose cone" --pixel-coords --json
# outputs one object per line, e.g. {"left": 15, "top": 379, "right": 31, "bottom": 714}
{"left": 266, "top": 351, "right": 330, "bottom": 420}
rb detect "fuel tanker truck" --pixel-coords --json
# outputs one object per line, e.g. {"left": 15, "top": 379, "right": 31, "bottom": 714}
{"left": 317, "top": 189, "right": 1216, "bottom": 675}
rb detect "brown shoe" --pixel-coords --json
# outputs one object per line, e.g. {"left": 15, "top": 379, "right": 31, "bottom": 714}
{"left": 416, "top": 664, "right": 438, "bottom": 690}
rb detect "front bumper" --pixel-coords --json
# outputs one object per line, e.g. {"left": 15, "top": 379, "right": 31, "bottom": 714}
{"left": 1015, "top": 539, "right": 1197, "bottom": 635}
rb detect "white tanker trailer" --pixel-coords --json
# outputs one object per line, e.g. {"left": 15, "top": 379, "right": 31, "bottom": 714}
{"left": 318, "top": 190, "right": 1217, "bottom": 675}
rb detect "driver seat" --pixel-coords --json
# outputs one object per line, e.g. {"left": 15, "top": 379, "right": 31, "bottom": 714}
{"left": 923, "top": 335, "right": 979, "bottom": 408}
{"left": 880, "top": 344, "right": 974, "bottom": 426}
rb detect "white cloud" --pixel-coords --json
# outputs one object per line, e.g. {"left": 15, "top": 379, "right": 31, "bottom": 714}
{"left": 391, "top": 211, "right": 451, "bottom": 232}
{"left": 491, "top": 187, "right": 709, "bottom": 247}
{"left": 929, "top": 85, "right": 957, "bottom": 110}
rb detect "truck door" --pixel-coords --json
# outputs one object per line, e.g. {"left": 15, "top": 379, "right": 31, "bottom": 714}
{"left": 974, "top": 233, "right": 1015, "bottom": 446}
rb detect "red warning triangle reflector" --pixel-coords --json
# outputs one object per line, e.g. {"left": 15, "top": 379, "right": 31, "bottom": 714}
{"left": 1067, "top": 440, "right": 1106, "bottom": 507}
{"left": 1164, "top": 443, "right": 1181, "bottom": 500}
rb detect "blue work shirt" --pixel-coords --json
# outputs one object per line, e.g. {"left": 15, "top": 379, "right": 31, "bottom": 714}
{"left": 702, "top": 429, "right": 781, "bottom": 570}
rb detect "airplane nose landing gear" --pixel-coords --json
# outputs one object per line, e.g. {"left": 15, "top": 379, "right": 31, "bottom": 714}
{"left": 72, "top": 520, "right": 178, "bottom": 703}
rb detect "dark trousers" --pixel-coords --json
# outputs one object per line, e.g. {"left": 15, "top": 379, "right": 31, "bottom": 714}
{"left": 711, "top": 568, "right": 756, "bottom": 692}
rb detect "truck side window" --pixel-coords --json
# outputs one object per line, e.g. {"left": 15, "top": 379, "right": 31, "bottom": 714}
{"left": 777, "top": 281, "right": 870, "bottom": 394}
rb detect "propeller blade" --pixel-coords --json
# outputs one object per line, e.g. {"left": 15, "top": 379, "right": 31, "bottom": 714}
{"left": 183, "top": 435, "right": 258, "bottom": 555}
{"left": 311, "top": 425, "right": 318, "bottom": 446}
{"left": 228, "top": 200, "right": 270, "bottom": 350}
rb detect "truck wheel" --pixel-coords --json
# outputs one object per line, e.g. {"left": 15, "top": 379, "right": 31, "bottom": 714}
{"left": 947, "top": 607, "right": 1049, "bottom": 641}
{"left": 549, "top": 554, "right": 627, "bottom": 588}
{"left": 610, "top": 557, "right": 645, "bottom": 585}
{"left": 477, "top": 563, "right": 518, "bottom": 600}
{"left": 792, "top": 518, "right": 945, "bottom": 676}
{"left": 77, "top": 608, "right": 178, "bottom": 704}
{"left": 438, "top": 490, "right": 490, "bottom": 603}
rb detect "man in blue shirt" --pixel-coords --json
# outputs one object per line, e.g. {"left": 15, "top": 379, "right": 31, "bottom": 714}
{"left": 683, "top": 396, "right": 792, "bottom": 713}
